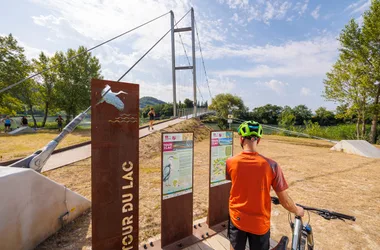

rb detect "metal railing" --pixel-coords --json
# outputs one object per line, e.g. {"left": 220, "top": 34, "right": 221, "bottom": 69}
{"left": 177, "top": 108, "right": 212, "bottom": 119}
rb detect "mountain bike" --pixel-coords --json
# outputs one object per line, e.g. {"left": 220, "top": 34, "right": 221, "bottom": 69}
{"left": 270, "top": 196, "right": 356, "bottom": 250}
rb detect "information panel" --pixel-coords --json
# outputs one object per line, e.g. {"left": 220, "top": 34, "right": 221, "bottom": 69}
{"left": 161, "top": 132, "right": 194, "bottom": 247}
{"left": 162, "top": 133, "right": 193, "bottom": 199}
{"left": 210, "top": 131, "right": 233, "bottom": 187}
{"left": 208, "top": 130, "right": 233, "bottom": 228}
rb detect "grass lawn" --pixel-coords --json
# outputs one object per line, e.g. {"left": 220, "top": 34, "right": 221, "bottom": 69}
{"left": 0, "top": 130, "right": 90, "bottom": 162}
{"left": 0, "top": 117, "right": 173, "bottom": 162}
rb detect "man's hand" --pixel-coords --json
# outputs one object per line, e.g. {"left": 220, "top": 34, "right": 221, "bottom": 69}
{"left": 295, "top": 205, "right": 304, "bottom": 217}
{"left": 275, "top": 190, "right": 304, "bottom": 217}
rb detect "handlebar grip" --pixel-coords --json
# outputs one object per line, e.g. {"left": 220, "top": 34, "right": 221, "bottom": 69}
{"left": 330, "top": 211, "right": 356, "bottom": 221}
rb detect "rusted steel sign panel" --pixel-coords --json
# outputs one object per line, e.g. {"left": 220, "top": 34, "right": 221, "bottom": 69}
{"left": 208, "top": 131, "right": 233, "bottom": 227}
{"left": 91, "top": 79, "right": 139, "bottom": 250}
{"left": 161, "top": 132, "right": 194, "bottom": 247}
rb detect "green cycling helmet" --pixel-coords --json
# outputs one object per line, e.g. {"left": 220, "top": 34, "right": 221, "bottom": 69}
{"left": 237, "top": 121, "right": 263, "bottom": 138}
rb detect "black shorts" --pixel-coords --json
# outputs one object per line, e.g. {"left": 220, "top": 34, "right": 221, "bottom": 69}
{"left": 149, "top": 116, "right": 154, "bottom": 121}
{"left": 5, "top": 124, "right": 11, "bottom": 128}
{"left": 58, "top": 123, "right": 63, "bottom": 128}
{"left": 228, "top": 219, "right": 270, "bottom": 250}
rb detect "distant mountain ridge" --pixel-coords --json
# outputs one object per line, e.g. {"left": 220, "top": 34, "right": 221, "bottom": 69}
{"left": 140, "top": 96, "right": 166, "bottom": 108}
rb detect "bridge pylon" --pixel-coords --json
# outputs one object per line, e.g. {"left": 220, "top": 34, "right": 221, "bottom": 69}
{"left": 171, "top": 8, "right": 197, "bottom": 118}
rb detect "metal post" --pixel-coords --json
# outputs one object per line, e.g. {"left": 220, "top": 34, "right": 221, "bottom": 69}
{"left": 171, "top": 11, "right": 177, "bottom": 117}
{"left": 191, "top": 8, "right": 197, "bottom": 117}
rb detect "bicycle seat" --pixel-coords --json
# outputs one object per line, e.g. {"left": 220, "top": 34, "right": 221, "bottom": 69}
{"left": 271, "top": 236, "right": 289, "bottom": 250}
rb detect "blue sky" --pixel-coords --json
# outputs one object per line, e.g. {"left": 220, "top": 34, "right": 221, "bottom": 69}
{"left": 0, "top": 0, "right": 372, "bottom": 112}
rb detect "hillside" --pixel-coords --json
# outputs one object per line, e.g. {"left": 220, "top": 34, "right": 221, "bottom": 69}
{"left": 140, "top": 96, "right": 166, "bottom": 109}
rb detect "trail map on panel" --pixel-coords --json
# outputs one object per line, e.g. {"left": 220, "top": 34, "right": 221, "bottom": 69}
{"left": 210, "top": 131, "right": 233, "bottom": 187}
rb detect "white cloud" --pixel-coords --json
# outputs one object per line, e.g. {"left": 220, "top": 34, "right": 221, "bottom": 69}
{"left": 218, "top": 0, "right": 249, "bottom": 9}
{"left": 254, "top": 79, "right": 288, "bottom": 95}
{"left": 264, "top": 79, "right": 288, "bottom": 94}
{"left": 294, "top": 0, "right": 309, "bottom": 16}
{"left": 210, "top": 35, "right": 339, "bottom": 78}
{"left": 345, "top": 0, "right": 370, "bottom": 14}
{"left": 32, "top": 14, "right": 63, "bottom": 26}
{"left": 276, "top": 1, "right": 293, "bottom": 19}
{"left": 300, "top": 87, "right": 311, "bottom": 96}
{"left": 231, "top": 12, "right": 246, "bottom": 26}
{"left": 221, "top": 0, "right": 292, "bottom": 25}
{"left": 232, "top": 13, "right": 239, "bottom": 22}
{"left": 286, "top": 15, "right": 295, "bottom": 22}
{"left": 29, "top": 0, "right": 195, "bottom": 59}
{"left": 311, "top": 5, "right": 321, "bottom": 20}
{"left": 263, "top": 2, "right": 275, "bottom": 22}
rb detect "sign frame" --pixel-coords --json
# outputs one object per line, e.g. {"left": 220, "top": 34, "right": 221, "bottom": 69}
{"left": 207, "top": 130, "right": 234, "bottom": 228}
{"left": 161, "top": 132, "right": 194, "bottom": 248}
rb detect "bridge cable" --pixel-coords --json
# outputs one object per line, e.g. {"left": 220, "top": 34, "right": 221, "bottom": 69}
{"left": 0, "top": 11, "right": 171, "bottom": 94}
{"left": 118, "top": 9, "right": 191, "bottom": 82}
{"left": 194, "top": 17, "right": 213, "bottom": 101}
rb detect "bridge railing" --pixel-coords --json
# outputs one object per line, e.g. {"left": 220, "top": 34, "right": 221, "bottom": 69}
{"left": 177, "top": 108, "right": 212, "bottom": 119}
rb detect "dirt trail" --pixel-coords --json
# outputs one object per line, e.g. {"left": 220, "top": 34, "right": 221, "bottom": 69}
{"left": 37, "top": 124, "right": 380, "bottom": 250}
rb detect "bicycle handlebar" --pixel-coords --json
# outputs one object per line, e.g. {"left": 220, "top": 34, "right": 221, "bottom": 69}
{"left": 271, "top": 196, "right": 356, "bottom": 222}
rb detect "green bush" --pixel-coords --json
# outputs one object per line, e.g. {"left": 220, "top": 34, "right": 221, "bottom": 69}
{"left": 284, "top": 123, "right": 380, "bottom": 143}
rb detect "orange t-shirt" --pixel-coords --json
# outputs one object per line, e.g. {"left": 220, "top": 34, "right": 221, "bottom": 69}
{"left": 226, "top": 151, "right": 288, "bottom": 235}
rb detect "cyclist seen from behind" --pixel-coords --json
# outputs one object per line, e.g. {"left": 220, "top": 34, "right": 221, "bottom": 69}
{"left": 226, "top": 121, "right": 304, "bottom": 250}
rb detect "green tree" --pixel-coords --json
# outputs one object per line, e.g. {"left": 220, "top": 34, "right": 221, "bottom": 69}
{"left": 53, "top": 46, "right": 102, "bottom": 122}
{"left": 314, "top": 107, "right": 336, "bottom": 126}
{"left": 325, "top": 0, "right": 380, "bottom": 142}
{"left": 324, "top": 57, "right": 370, "bottom": 138}
{"left": 251, "top": 104, "right": 283, "bottom": 124}
{"left": 32, "top": 52, "right": 58, "bottom": 127}
{"left": 209, "top": 93, "right": 247, "bottom": 129}
{"left": 293, "top": 104, "right": 312, "bottom": 125}
{"left": 362, "top": 0, "right": 380, "bottom": 143}
{"left": 0, "top": 34, "right": 28, "bottom": 115}
{"left": 278, "top": 106, "right": 296, "bottom": 128}
{"left": 335, "top": 104, "right": 352, "bottom": 124}
{"left": 324, "top": 17, "right": 374, "bottom": 139}
{"left": 183, "top": 98, "right": 194, "bottom": 108}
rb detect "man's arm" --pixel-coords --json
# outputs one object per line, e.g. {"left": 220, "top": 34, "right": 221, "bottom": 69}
{"left": 275, "top": 190, "right": 304, "bottom": 217}
{"left": 226, "top": 170, "right": 231, "bottom": 180}
{"left": 225, "top": 161, "right": 231, "bottom": 180}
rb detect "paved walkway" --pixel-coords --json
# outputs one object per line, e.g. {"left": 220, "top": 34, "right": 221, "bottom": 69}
{"left": 41, "top": 116, "right": 197, "bottom": 172}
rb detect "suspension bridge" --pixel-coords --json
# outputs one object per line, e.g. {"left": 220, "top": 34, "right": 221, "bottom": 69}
{"left": 1, "top": 6, "right": 370, "bottom": 250}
